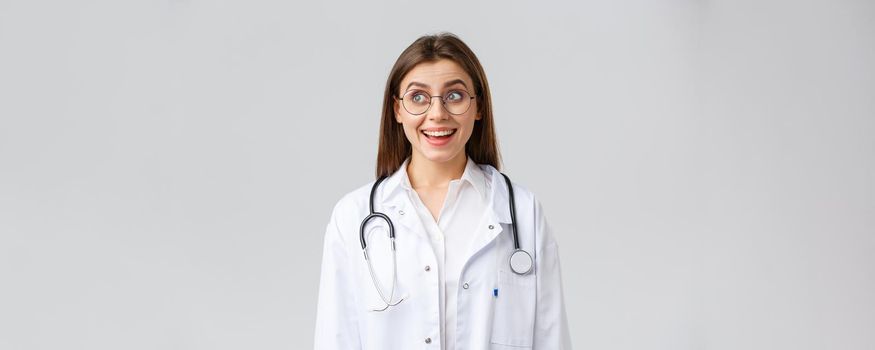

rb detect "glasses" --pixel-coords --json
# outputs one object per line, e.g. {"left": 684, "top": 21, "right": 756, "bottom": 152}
{"left": 396, "top": 89, "right": 476, "bottom": 116}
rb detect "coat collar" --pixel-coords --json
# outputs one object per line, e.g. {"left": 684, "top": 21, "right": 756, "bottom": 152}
{"left": 377, "top": 156, "right": 512, "bottom": 224}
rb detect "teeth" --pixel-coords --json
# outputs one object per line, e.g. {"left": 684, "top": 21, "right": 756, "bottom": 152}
{"left": 423, "top": 129, "right": 456, "bottom": 137}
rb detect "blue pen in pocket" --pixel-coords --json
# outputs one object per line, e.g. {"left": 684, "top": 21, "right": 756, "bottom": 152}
{"left": 493, "top": 288, "right": 499, "bottom": 298}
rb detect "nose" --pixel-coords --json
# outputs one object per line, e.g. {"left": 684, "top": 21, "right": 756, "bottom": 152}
{"left": 426, "top": 96, "right": 450, "bottom": 121}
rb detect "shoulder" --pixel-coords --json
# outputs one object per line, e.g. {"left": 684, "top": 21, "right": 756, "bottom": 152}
{"left": 328, "top": 180, "right": 377, "bottom": 222}
{"left": 323, "top": 179, "right": 385, "bottom": 247}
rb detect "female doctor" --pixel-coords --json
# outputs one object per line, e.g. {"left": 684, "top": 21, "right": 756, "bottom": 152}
{"left": 314, "top": 32, "right": 571, "bottom": 349}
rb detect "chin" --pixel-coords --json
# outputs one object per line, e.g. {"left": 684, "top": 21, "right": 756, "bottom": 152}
{"left": 418, "top": 149, "right": 463, "bottom": 163}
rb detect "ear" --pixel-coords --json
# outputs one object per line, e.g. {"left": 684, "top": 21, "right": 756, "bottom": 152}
{"left": 394, "top": 98, "right": 403, "bottom": 123}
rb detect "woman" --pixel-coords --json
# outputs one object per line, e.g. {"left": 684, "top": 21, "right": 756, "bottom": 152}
{"left": 314, "top": 32, "right": 571, "bottom": 349}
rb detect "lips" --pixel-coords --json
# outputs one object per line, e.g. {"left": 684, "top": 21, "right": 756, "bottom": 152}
{"left": 421, "top": 128, "right": 457, "bottom": 146}
{"left": 421, "top": 128, "right": 457, "bottom": 138}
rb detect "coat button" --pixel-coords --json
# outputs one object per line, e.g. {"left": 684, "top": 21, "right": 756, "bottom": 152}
{"left": 424, "top": 265, "right": 431, "bottom": 271}
{"left": 399, "top": 210, "right": 405, "bottom": 215}
{"left": 425, "top": 337, "right": 431, "bottom": 344}
{"left": 463, "top": 282, "right": 469, "bottom": 289}
{"left": 488, "top": 224, "right": 494, "bottom": 229}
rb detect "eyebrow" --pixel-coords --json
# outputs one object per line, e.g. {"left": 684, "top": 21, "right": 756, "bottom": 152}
{"left": 405, "top": 79, "right": 469, "bottom": 92}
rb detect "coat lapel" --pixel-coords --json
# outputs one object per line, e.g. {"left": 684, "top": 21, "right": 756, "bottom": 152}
{"left": 376, "top": 162, "right": 430, "bottom": 241}
{"left": 464, "top": 165, "right": 514, "bottom": 261}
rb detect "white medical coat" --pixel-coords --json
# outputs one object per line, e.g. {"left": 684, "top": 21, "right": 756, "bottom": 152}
{"left": 314, "top": 163, "right": 572, "bottom": 349}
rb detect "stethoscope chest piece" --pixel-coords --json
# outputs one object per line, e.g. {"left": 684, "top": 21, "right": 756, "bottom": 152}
{"left": 509, "top": 248, "right": 533, "bottom": 275}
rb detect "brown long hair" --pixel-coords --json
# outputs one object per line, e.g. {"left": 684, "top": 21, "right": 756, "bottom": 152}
{"left": 375, "top": 32, "right": 501, "bottom": 179}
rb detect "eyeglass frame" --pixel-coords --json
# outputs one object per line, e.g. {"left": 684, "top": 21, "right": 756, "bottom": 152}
{"left": 394, "top": 89, "right": 477, "bottom": 116}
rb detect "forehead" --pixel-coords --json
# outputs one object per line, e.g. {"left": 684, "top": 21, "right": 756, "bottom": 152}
{"left": 400, "top": 59, "right": 473, "bottom": 90}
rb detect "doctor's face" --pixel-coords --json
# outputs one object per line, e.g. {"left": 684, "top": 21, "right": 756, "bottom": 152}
{"left": 394, "top": 59, "right": 480, "bottom": 165}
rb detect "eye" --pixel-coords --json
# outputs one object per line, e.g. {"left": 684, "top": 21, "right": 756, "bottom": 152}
{"left": 446, "top": 90, "right": 465, "bottom": 102}
{"left": 408, "top": 91, "right": 429, "bottom": 104}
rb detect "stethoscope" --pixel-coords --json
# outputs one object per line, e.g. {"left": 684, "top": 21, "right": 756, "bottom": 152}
{"left": 359, "top": 172, "right": 533, "bottom": 312}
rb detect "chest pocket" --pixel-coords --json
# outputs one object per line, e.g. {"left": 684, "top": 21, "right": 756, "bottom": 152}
{"left": 490, "top": 268, "right": 536, "bottom": 349}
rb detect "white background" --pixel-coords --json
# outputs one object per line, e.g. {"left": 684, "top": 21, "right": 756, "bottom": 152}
{"left": 1, "top": 0, "right": 873, "bottom": 349}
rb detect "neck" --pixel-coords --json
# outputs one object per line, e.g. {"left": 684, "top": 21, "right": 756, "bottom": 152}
{"left": 407, "top": 152, "right": 467, "bottom": 190}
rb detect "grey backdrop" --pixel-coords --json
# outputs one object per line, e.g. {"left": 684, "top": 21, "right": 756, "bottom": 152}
{"left": 1, "top": 0, "right": 873, "bottom": 349}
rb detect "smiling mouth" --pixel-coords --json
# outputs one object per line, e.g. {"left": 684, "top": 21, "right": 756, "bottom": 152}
{"left": 421, "top": 129, "right": 457, "bottom": 139}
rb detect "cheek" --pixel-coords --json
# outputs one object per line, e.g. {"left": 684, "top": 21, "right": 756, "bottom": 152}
{"left": 402, "top": 122, "right": 420, "bottom": 140}
{"left": 462, "top": 119, "right": 478, "bottom": 136}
